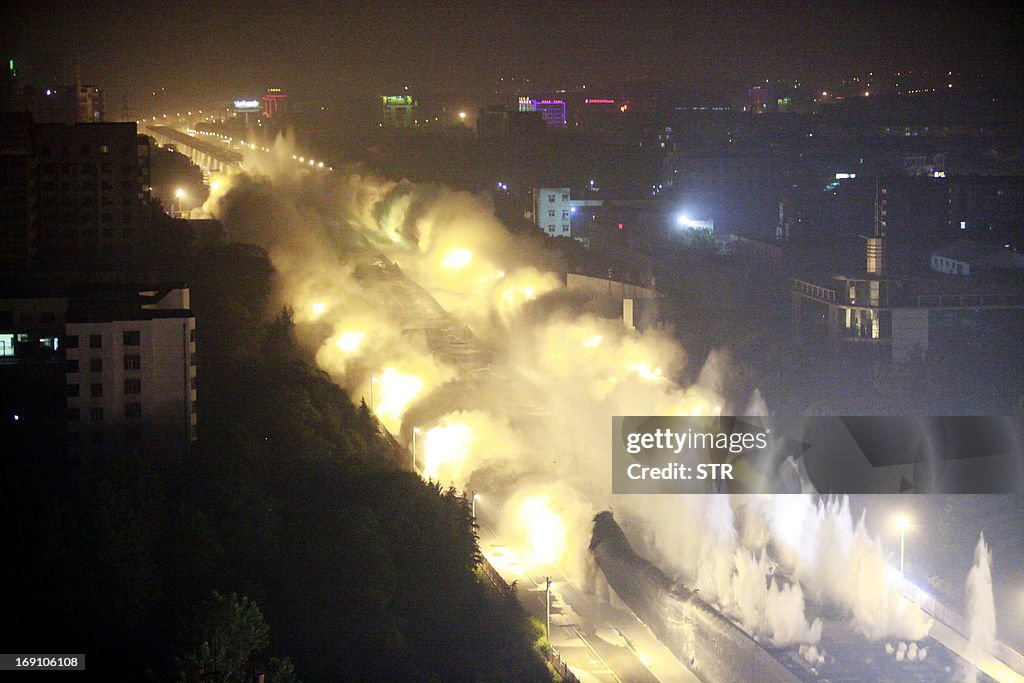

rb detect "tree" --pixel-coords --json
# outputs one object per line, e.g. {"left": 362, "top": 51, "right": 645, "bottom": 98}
{"left": 178, "top": 591, "right": 270, "bottom": 683}
{"left": 265, "top": 657, "right": 301, "bottom": 683}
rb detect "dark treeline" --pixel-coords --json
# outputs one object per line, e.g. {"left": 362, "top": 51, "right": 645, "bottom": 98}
{"left": 4, "top": 242, "right": 552, "bottom": 682}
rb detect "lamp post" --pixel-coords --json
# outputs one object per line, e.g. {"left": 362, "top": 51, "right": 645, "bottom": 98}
{"left": 896, "top": 515, "right": 911, "bottom": 575}
{"left": 412, "top": 427, "right": 421, "bottom": 473}
{"left": 174, "top": 187, "right": 185, "bottom": 216}
{"left": 545, "top": 576, "right": 552, "bottom": 644}
{"left": 472, "top": 492, "right": 479, "bottom": 519}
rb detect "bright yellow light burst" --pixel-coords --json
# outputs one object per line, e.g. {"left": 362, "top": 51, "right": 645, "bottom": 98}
{"left": 500, "top": 284, "right": 539, "bottom": 309}
{"left": 423, "top": 421, "right": 474, "bottom": 481}
{"left": 583, "top": 335, "right": 603, "bottom": 348}
{"left": 336, "top": 330, "right": 365, "bottom": 353}
{"left": 311, "top": 302, "right": 326, "bottom": 317}
{"left": 516, "top": 495, "right": 566, "bottom": 566}
{"left": 374, "top": 368, "right": 424, "bottom": 428}
{"left": 627, "top": 362, "right": 664, "bottom": 382}
{"left": 441, "top": 248, "right": 473, "bottom": 270}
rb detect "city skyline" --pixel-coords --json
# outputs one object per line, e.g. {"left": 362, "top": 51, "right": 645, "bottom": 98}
{"left": 5, "top": 1, "right": 1022, "bottom": 108}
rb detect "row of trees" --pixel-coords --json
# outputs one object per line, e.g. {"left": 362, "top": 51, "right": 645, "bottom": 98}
{"left": 5, "top": 242, "right": 553, "bottom": 681}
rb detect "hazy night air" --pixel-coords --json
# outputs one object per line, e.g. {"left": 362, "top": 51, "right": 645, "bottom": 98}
{"left": 5, "top": 1, "right": 1022, "bottom": 110}
{"left": 3, "top": 1, "right": 1023, "bottom": 681}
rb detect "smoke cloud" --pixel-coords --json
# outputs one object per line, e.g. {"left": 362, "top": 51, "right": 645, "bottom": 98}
{"left": 205, "top": 135, "right": 933, "bottom": 651}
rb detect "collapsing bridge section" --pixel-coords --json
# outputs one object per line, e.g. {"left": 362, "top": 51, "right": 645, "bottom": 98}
{"left": 590, "top": 511, "right": 985, "bottom": 683}
{"left": 590, "top": 511, "right": 799, "bottom": 682}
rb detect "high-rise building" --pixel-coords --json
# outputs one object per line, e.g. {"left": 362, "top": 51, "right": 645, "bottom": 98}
{"left": 0, "top": 285, "right": 197, "bottom": 457}
{"left": 518, "top": 97, "right": 566, "bottom": 126}
{"left": 262, "top": 87, "right": 287, "bottom": 119}
{"left": 73, "top": 84, "right": 104, "bottom": 123}
{"left": 0, "top": 113, "right": 35, "bottom": 271}
{"left": 0, "top": 116, "right": 153, "bottom": 269}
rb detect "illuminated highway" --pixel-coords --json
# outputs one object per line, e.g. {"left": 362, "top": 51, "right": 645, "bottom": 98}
{"left": 476, "top": 511, "right": 700, "bottom": 683}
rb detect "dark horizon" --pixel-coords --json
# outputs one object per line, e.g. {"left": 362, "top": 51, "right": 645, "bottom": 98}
{"left": 5, "top": 0, "right": 1023, "bottom": 110}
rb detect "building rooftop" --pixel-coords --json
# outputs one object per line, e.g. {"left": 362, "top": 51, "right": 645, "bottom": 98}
{"left": 0, "top": 283, "right": 191, "bottom": 323}
{"left": 933, "top": 240, "right": 1024, "bottom": 268}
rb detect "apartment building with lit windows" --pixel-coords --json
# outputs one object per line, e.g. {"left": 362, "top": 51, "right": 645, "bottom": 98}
{"left": 0, "top": 285, "right": 196, "bottom": 457}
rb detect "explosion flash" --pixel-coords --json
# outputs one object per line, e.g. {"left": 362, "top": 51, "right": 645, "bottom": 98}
{"left": 423, "top": 420, "right": 474, "bottom": 482}
{"left": 441, "top": 247, "right": 473, "bottom": 270}
{"left": 374, "top": 368, "right": 424, "bottom": 431}
{"left": 336, "top": 330, "right": 365, "bottom": 353}
{"left": 515, "top": 494, "right": 567, "bottom": 566}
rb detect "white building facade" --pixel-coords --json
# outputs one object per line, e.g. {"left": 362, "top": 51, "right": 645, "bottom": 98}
{"left": 64, "top": 287, "right": 196, "bottom": 456}
{"left": 535, "top": 187, "right": 572, "bottom": 237}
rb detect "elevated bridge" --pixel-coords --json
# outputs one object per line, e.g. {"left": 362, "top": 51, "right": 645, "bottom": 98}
{"left": 143, "top": 125, "right": 243, "bottom": 172}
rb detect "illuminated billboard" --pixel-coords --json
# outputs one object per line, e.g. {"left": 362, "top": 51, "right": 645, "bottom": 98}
{"left": 518, "top": 98, "right": 565, "bottom": 125}
{"left": 534, "top": 100, "right": 566, "bottom": 126}
{"left": 381, "top": 95, "right": 417, "bottom": 127}
{"left": 233, "top": 99, "right": 261, "bottom": 112}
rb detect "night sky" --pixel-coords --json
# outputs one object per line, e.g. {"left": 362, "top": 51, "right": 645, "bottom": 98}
{"left": 4, "top": 1, "right": 1022, "bottom": 107}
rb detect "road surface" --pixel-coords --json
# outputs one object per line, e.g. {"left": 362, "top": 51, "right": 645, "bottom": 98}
{"left": 476, "top": 512, "right": 699, "bottom": 683}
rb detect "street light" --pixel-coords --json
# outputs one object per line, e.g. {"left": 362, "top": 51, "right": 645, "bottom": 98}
{"left": 545, "top": 576, "right": 552, "bottom": 643}
{"left": 458, "top": 111, "right": 467, "bottom": 121}
{"left": 895, "top": 514, "right": 912, "bottom": 575}
{"left": 472, "top": 492, "right": 480, "bottom": 518}
{"left": 412, "top": 427, "right": 421, "bottom": 473}
{"left": 174, "top": 187, "right": 185, "bottom": 215}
